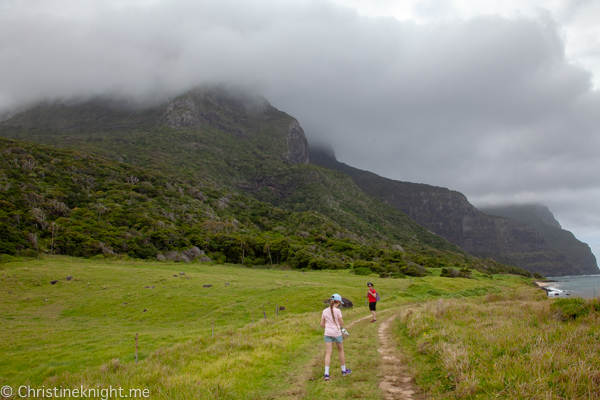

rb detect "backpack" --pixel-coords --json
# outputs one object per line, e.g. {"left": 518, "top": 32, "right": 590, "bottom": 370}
{"left": 375, "top": 291, "right": 380, "bottom": 302}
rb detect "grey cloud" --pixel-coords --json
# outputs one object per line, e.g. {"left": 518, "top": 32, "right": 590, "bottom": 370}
{"left": 1, "top": 0, "right": 599, "bottom": 257}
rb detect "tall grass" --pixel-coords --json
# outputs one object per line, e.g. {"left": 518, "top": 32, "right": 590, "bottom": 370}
{"left": 395, "top": 287, "right": 600, "bottom": 399}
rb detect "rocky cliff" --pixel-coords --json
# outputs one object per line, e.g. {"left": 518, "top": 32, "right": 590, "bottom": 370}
{"left": 311, "top": 146, "right": 599, "bottom": 276}
{"left": 481, "top": 205, "right": 598, "bottom": 276}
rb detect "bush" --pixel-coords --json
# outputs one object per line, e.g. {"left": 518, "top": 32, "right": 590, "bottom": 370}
{"left": 441, "top": 267, "right": 458, "bottom": 278}
{"left": 380, "top": 271, "right": 406, "bottom": 279}
{"left": 0, "top": 254, "right": 20, "bottom": 263}
{"left": 401, "top": 264, "right": 428, "bottom": 277}
{"left": 20, "top": 249, "right": 38, "bottom": 258}
{"left": 354, "top": 267, "right": 372, "bottom": 276}
{"left": 533, "top": 272, "right": 545, "bottom": 279}
{"left": 353, "top": 260, "right": 382, "bottom": 273}
{"left": 551, "top": 298, "right": 600, "bottom": 320}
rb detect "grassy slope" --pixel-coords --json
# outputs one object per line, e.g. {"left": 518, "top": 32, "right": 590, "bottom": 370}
{"left": 0, "top": 255, "right": 409, "bottom": 386}
{"left": 1, "top": 255, "right": 535, "bottom": 399}
{"left": 395, "top": 290, "right": 600, "bottom": 399}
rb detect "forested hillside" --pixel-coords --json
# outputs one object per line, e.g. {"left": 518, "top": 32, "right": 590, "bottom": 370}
{"left": 1, "top": 137, "right": 529, "bottom": 277}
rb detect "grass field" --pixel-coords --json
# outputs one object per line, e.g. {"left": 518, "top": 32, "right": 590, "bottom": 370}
{"left": 2, "top": 255, "right": 580, "bottom": 399}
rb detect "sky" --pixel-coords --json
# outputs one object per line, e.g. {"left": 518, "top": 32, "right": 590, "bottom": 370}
{"left": 1, "top": 0, "right": 599, "bottom": 262}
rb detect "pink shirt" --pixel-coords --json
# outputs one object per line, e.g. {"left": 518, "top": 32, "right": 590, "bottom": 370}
{"left": 322, "top": 307, "right": 343, "bottom": 337}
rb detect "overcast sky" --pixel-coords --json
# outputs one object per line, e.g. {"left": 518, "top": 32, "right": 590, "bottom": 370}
{"left": 1, "top": 0, "right": 599, "bottom": 263}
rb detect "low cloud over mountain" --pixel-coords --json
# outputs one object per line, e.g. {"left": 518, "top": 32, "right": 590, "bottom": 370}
{"left": 1, "top": 0, "right": 599, "bottom": 257}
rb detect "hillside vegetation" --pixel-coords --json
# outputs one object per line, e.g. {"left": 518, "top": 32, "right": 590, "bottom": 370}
{"left": 2, "top": 137, "right": 532, "bottom": 279}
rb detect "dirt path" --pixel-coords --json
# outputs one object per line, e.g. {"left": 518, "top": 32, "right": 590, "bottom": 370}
{"left": 276, "top": 309, "right": 420, "bottom": 399}
{"left": 377, "top": 314, "right": 418, "bottom": 399}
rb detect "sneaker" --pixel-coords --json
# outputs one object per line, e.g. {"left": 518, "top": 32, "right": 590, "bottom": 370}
{"left": 324, "top": 374, "right": 330, "bottom": 381}
{"left": 370, "top": 319, "right": 377, "bottom": 323}
{"left": 342, "top": 369, "right": 352, "bottom": 376}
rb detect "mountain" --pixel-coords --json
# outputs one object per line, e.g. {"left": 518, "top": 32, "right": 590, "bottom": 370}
{"left": 1, "top": 136, "right": 487, "bottom": 275}
{"left": 480, "top": 205, "right": 598, "bottom": 276}
{"left": 0, "top": 88, "right": 456, "bottom": 250}
{"left": 2, "top": 86, "right": 577, "bottom": 277}
{"left": 2, "top": 87, "right": 529, "bottom": 278}
{"left": 310, "top": 146, "right": 599, "bottom": 276}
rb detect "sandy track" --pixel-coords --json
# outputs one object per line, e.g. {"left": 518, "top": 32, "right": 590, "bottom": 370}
{"left": 377, "top": 315, "right": 418, "bottom": 399}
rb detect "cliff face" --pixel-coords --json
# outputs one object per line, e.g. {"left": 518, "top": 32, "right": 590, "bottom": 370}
{"left": 163, "top": 88, "right": 310, "bottom": 163}
{"left": 481, "top": 205, "right": 598, "bottom": 276}
{"left": 311, "top": 147, "right": 599, "bottom": 276}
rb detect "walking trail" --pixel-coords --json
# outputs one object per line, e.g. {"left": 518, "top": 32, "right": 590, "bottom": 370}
{"left": 280, "top": 309, "right": 420, "bottom": 399}
{"left": 377, "top": 314, "right": 418, "bottom": 399}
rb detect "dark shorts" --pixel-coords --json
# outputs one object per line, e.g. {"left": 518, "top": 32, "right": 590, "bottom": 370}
{"left": 369, "top": 301, "right": 377, "bottom": 311}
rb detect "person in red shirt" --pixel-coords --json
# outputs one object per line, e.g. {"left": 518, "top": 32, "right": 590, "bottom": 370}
{"left": 367, "top": 282, "right": 377, "bottom": 322}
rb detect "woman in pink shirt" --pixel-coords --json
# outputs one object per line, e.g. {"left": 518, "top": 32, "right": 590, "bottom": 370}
{"left": 320, "top": 293, "right": 352, "bottom": 381}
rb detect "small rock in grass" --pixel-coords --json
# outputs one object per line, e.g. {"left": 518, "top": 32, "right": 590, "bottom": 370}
{"left": 279, "top": 306, "right": 286, "bottom": 311}
{"left": 225, "top": 282, "right": 230, "bottom": 286}
{"left": 173, "top": 275, "right": 178, "bottom": 277}
{"left": 123, "top": 302, "right": 128, "bottom": 305}
{"left": 144, "top": 286, "right": 150, "bottom": 288}
{"left": 202, "top": 284, "right": 213, "bottom": 288}
{"left": 44, "top": 299, "right": 47, "bottom": 301}
{"left": 143, "top": 309, "right": 147, "bottom": 312}
{"left": 66, "top": 275, "right": 73, "bottom": 281}
{"left": 50, "top": 280, "right": 58, "bottom": 285}
{"left": 179, "top": 272, "right": 185, "bottom": 275}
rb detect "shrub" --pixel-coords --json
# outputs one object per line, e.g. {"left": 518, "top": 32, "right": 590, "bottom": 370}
{"left": 20, "top": 248, "right": 38, "bottom": 258}
{"left": 0, "top": 254, "right": 20, "bottom": 263}
{"left": 551, "top": 298, "right": 600, "bottom": 320}
{"left": 401, "top": 264, "right": 428, "bottom": 277}
{"left": 354, "top": 267, "right": 372, "bottom": 276}
{"left": 354, "top": 260, "right": 382, "bottom": 273}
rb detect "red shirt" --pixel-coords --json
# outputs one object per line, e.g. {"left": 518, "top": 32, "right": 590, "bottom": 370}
{"left": 368, "top": 288, "right": 377, "bottom": 303}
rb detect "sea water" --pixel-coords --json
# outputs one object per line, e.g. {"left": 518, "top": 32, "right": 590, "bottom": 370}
{"left": 544, "top": 275, "right": 600, "bottom": 298}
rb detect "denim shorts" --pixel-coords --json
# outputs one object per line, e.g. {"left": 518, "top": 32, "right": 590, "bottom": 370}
{"left": 324, "top": 335, "right": 343, "bottom": 343}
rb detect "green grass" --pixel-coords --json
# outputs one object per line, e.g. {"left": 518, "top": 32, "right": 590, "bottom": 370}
{"left": 1, "top": 255, "right": 547, "bottom": 399}
{"left": 0, "top": 255, "right": 408, "bottom": 387}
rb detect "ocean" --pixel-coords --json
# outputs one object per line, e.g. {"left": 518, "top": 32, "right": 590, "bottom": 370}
{"left": 544, "top": 275, "right": 600, "bottom": 298}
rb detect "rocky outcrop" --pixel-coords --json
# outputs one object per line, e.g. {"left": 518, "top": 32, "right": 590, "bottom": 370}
{"left": 311, "top": 146, "right": 599, "bottom": 276}
{"left": 163, "top": 95, "right": 203, "bottom": 129}
{"left": 285, "top": 120, "right": 309, "bottom": 164}
{"left": 163, "top": 87, "right": 309, "bottom": 164}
